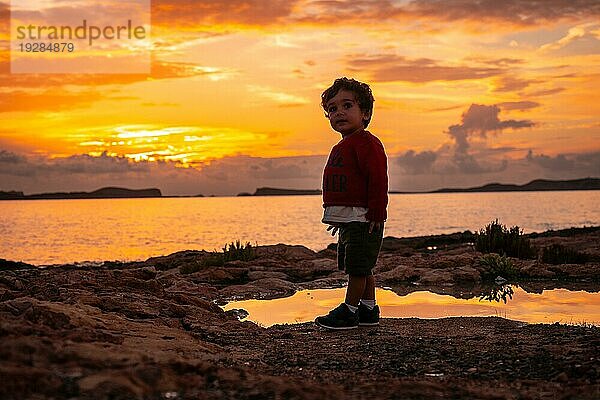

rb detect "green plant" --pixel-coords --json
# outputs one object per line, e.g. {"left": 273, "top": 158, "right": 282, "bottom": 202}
{"left": 180, "top": 240, "right": 257, "bottom": 274}
{"left": 475, "top": 219, "right": 536, "bottom": 259}
{"left": 479, "top": 253, "right": 519, "bottom": 281}
{"left": 541, "top": 244, "right": 588, "bottom": 265}
{"left": 222, "top": 240, "right": 256, "bottom": 262}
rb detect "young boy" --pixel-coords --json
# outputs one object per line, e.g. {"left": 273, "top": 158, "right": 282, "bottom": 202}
{"left": 315, "top": 77, "right": 388, "bottom": 330}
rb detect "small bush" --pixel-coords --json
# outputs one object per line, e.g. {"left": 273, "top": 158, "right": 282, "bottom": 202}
{"left": 475, "top": 220, "right": 536, "bottom": 259}
{"left": 479, "top": 253, "right": 518, "bottom": 281}
{"left": 223, "top": 240, "right": 256, "bottom": 262}
{"left": 180, "top": 240, "right": 256, "bottom": 274}
{"left": 541, "top": 244, "right": 588, "bottom": 265}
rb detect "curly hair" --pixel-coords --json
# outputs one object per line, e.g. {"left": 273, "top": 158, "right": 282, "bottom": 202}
{"left": 321, "top": 77, "right": 375, "bottom": 128}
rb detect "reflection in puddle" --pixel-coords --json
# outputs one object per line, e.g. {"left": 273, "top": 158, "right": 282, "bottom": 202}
{"left": 222, "top": 286, "right": 600, "bottom": 327}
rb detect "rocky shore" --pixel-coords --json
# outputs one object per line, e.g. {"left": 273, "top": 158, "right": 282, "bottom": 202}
{"left": 1, "top": 227, "right": 599, "bottom": 399}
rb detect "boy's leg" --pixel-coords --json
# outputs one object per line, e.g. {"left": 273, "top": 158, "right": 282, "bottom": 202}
{"left": 361, "top": 275, "right": 376, "bottom": 300}
{"left": 345, "top": 274, "right": 367, "bottom": 306}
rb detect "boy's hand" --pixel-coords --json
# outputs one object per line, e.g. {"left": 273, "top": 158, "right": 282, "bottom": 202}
{"left": 369, "top": 221, "right": 383, "bottom": 233}
{"left": 326, "top": 225, "right": 339, "bottom": 236}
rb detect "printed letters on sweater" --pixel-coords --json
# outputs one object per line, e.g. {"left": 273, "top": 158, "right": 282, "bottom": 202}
{"left": 322, "top": 130, "right": 388, "bottom": 222}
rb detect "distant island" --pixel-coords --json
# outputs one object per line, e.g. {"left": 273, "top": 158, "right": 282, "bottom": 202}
{"left": 0, "top": 187, "right": 162, "bottom": 200}
{"left": 424, "top": 178, "right": 600, "bottom": 193}
{"left": 2, "top": 178, "right": 598, "bottom": 200}
{"left": 243, "top": 178, "right": 599, "bottom": 197}
{"left": 238, "top": 187, "right": 322, "bottom": 196}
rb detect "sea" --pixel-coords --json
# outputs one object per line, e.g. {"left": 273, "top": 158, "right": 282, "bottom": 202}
{"left": 1, "top": 191, "right": 598, "bottom": 266}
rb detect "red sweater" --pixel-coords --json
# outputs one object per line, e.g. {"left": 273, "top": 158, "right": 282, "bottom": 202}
{"left": 322, "top": 130, "right": 388, "bottom": 222}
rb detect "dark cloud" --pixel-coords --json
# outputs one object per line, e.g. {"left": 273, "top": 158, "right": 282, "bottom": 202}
{"left": 395, "top": 104, "right": 535, "bottom": 176}
{"left": 494, "top": 76, "right": 542, "bottom": 92}
{"left": 347, "top": 54, "right": 502, "bottom": 83}
{"left": 3, "top": 149, "right": 598, "bottom": 196}
{"left": 448, "top": 104, "right": 534, "bottom": 148}
{"left": 0, "top": 150, "right": 326, "bottom": 195}
{"left": 526, "top": 150, "right": 600, "bottom": 174}
{"left": 249, "top": 159, "right": 315, "bottom": 179}
{"left": 0, "top": 150, "right": 26, "bottom": 164}
{"left": 0, "top": 151, "right": 152, "bottom": 177}
{"left": 446, "top": 104, "right": 534, "bottom": 173}
{"left": 473, "top": 58, "right": 526, "bottom": 67}
{"left": 396, "top": 150, "right": 437, "bottom": 175}
{"left": 427, "top": 105, "right": 465, "bottom": 112}
{"left": 49, "top": 152, "right": 152, "bottom": 174}
{"left": 497, "top": 101, "right": 540, "bottom": 111}
{"left": 526, "top": 151, "right": 574, "bottom": 171}
{"left": 0, "top": 150, "right": 35, "bottom": 176}
{"left": 203, "top": 155, "right": 324, "bottom": 184}
{"left": 403, "top": 0, "right": 600, "bottom": 25}
{"left": 152, "top": 0, "right": 295, "bottom": 27}
{"left": 292, "top": 0, "right": 600, "bottom": 26}
{"left": 528, "top": 87, "right": 566, "bottom": 97}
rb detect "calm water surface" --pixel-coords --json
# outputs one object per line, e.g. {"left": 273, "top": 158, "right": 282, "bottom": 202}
{"left": 222, "top": 286, "right": 600, "bottom": 327}
{"left": 1, "top": 191, "right": 598, "bottom": 265}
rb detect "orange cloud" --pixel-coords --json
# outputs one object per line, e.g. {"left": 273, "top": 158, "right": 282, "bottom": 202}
{"left": 291, "top": 0, "right": 600, "bottom": 28}
{"left": 400, "top": 0, "right": 600, "bottom": 26}
{"left": 0, "top": 59, "right": 232, "bottom": 112}
{"left": 346, "top": 54, "right": 502, "bottom": 83}
{"left": 493, "top": 76, "right": 542, "bottom": 92}
{"left": 497, "top": 101, "right": 540, "bottom": 111}
{"left": 0, "top": 89, "right": 102, "bottom": 113}
{"left": 152, "top": 0, "right": 295, "bottom": 28}
{"left": 0, "top": 59, "right": 230, "bottom": 89}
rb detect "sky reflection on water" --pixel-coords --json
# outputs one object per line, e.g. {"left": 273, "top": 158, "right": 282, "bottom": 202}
{"left": 222, "top": 286, "right": 600, "bottom": 327}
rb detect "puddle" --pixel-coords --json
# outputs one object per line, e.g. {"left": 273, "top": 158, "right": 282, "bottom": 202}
{"left": 222, "top": 286, "right": 600, "bottom": 327}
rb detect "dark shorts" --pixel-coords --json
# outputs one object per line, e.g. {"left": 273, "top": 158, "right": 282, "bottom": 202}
{"left": 337, "top": 222, "right": 384, "bottom": 276}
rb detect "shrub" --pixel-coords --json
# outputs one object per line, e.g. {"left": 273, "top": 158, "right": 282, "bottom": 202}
{"left": 479, "top": 253, "right": 519, "bottom": 281}
{"left": 475, "top": 220, "right": 536, "bottom": 259}
{"left": 223, "top": 240, "right": 256, "bottom": 262}
{"left": 180, "top": 240, "right": 256, "bottom": 274}
{"left": 541, "top": 244, "right": 588, "bottom": 265}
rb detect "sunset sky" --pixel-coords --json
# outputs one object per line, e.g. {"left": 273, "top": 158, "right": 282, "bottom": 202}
{"left": 1, "top": 0, "right": 599, "bottom": 195}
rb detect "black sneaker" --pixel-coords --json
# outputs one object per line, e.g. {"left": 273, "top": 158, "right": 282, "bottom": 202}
{"left": 358, "top": 304, "right": 380, "bottom": 326}
{"left": 315, "top": 303, "right": 359, "bottom": 330}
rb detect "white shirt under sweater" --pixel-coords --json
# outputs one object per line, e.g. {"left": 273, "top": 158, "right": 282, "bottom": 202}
{"left": 322, "top": 206, "right": 368, "bottom": 224}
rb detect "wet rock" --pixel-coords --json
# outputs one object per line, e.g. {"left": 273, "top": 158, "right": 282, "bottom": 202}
{"left": 164, "top": 280, "right": 217, "bottom": 300}
{"left": 1, "top": 298, "right": 33, "bottom": 316}
{"left": 219, "top": 278, "right": 297, "bottom": 300}
{"left": 190, "top": 267, "right": 249, "bottom": 284}
{"left": 248, "top": 270, "right": 289, "bottom": 281}
{"left": 145, "top": 250, "right": 211, "bottom": 271}
{"left": 254, "top": 244, "right": 317, "bottom": 261}
{"left": 23, "top": 304, "right": 72, "bottom": 330}
{"left": 0, "top": 259, "right": 35, "bottom": 270}
{"left": 377, "top": 265, "right": 420, "bottom": 283}
{"left": 520, "top": 263, "right": 557, "bottom": 279}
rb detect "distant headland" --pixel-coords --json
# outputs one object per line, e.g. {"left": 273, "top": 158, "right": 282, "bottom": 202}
{"left": 242, "top": 178, "right": 600, "bottom": 196}
{"left": 0, "top": 187, "right": 162, "bottom": 200}
{"left": 238, "top": 187, "right": 323, "bottom": 196}
{"left": 1, "top": 178, "right": 598, "bottom": 200}
{"left": 404, "top": 177, "right": 600, "bottom": 194}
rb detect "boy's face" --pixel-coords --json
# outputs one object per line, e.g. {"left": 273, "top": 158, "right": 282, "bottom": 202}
{"left": 325, "top": 90, "right": 370, "bottom": 136}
